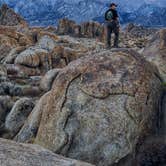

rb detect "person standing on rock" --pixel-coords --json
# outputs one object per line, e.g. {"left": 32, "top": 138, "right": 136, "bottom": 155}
{"left": 105, "top": 3, "right": 120, "bottom": 49}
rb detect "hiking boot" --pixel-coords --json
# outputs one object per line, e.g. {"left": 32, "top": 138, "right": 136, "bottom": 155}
{"left": 105, "top": 45, "right": 111, "bottom": 49}
{"left": 113, "top": 45, "right": 119, "bottom": 48}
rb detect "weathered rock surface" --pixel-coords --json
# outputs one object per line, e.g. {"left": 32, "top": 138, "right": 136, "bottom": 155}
{"left": 125, "top": 23, "right": 157, "bottom": 38}
{"left": 0, "top": 96, "right": 14, "bottom": 124}
{"left": 5, "top": 98, "right": 35, "bottom": 137}
{"left": 0, "top": 138, "right": 94, "bottom": 166}
{"left": 14, "top": 47, "right": 48, "bottom": 67}
{"left": 15, "top": 49, "right": 162, "bottom": 166}
{"left": 0, "top": 81, "right": 41, "bottom": 97}
{"left": 57, "top": 19, "right": 77, "bottom": 35}
{"left": 142, "top": 29, "right": 166, "bottom": 81}
{"left": 40, "top": 69, "right": 61, "bottom": 92}
{"left": 3, "top": 33, "right": 104, "bottom": 75}
{"left": 56, "top": 19, "right": 158, "bottom": 50}
{"left": 0, "top": 25, "right": 33, "bottom": 61}
{"left": 0, "top": 44, "right": 11, "bottom": 61}
{"left": 135, "top": 136, "right": 166, "bottom": 166}
{"left": 3, "top": 46, "right": 27, "bottom": 64}
{"left": 81, "top": 21, "right": 104, "bottom": 41}
{"left": 0, "top": 18, "right": 105, "bottom": 76}
{"left": 0, "top": 64, "right": 7, "bottom": 77}
{"left": 0, "top": 9, "right": 164, "bottom": 165}
{"left": 0, "top": 4, "right": 27, "bottom": 26}
{"left": 37, "top": 33, "right": 59, "bottom": 51}
{"left": 57, "top": 18, "right": 105, "bottom": 41}
{"left": 14, "top": 94, "right": 49, "bottom": 143}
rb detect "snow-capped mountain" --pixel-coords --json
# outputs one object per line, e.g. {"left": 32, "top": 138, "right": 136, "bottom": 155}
{"left": 0, "top": 0, "right": 166, "bottom": 26}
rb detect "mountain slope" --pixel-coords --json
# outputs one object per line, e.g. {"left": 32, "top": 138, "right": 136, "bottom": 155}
{"left": 133, "top": 4, "right": 166, "bottom": 27}
{"left": 0, "top": 0, "right": 166, "bottom": 26}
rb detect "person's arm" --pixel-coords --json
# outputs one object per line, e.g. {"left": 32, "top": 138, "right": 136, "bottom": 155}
{"left": 115, "top": 10, "right": 120, "bottom": 28}
{"left": 114, "top": 10, "right": 118, "bottom": 20}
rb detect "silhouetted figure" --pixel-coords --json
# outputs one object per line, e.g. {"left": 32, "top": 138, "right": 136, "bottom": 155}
{"left": 105, "top": 3, "right": 120, "bottom": 48}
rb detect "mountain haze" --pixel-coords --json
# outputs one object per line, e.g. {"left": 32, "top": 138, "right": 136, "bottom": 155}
{"left": 0, "top": 0, "right": 166, "bottom": 26}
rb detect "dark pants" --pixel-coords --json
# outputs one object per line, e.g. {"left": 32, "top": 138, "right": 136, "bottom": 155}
{"left": 106, "top": 21, "right": 119, "bottom": 47}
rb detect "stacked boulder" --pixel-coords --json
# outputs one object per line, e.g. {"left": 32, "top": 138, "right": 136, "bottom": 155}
{"left": 57, "top": 18, "right": 105, "bottom": 41}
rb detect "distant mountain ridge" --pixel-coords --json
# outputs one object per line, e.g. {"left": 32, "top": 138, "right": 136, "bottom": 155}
{"left": 0, "top": 0, "right": 166, "bottom": 27}
{"left": 94, "top": 3, "right": 166, "bottom": 27}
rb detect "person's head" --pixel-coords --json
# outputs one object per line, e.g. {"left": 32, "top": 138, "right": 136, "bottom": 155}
{"left": 110, "top": 3, "right": 117, "bottom": 9}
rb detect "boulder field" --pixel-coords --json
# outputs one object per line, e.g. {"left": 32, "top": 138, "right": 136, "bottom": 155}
{"left": 0, "top": 4, "right": 165, "bottom": 166}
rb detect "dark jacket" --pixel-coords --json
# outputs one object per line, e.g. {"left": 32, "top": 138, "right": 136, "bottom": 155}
{"left": 105, "top": 9, "right": 118, "bottom": 21}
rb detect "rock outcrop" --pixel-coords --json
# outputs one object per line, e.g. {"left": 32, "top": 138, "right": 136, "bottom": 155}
{"left": 0, "top": 20, "right": 105, "bottom": 151}
{"left": 0, "top": 20, "right": 105, "bottom": 75}
{"left": 14, "top": 49, "right": 162, "bottom": 166}
{"left": 3, "top": 46, "right": 27, "bottom": 64}
{"left": 0, "top": 96, "right": 14, "bottom": 126}
{"left": 0, "top": 4, "right": 27, "bottom": 26}
{"left": 14, "top": 47, "right": 48, "bottom": 68}
{"left": 142, "top": 29, "right": 166, "bottom": 81}
{"left": 0, "top": 138, "right": 93, "bottom": 166}
{"left": 5, "top": 98, "right": 35, "bottom": 138}
{"left": 0, "top": 25, "right": 34, "bottom": 60}
{"left": 125, "top": 23, "right": 157, "bottom": 38}
{"left": 57, "top": 19, "right": 78, "bottom": 35}
{"left": 0, "top": 7, "right": 165, "bottom": 165}
{"left": 40, "top": 69, "right": 61, "bottom": 92}
{"left": 120, "top": 23, "right": 158, "bottom": 49}
{"left": 57, "top": 18, "right": 105, "bottom": 41}
{"left": 0, "top": 64, "right": 7, "bottom": 77}
{"left": 56, "top": 19, "right": 160, "bottom": 49}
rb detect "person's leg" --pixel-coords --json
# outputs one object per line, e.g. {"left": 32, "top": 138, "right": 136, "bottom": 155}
{"left": 106, "top": 23, "right": 112, "bottom": 48}
{"left": 113, "top": 23, "right": 119, "bottom": 48}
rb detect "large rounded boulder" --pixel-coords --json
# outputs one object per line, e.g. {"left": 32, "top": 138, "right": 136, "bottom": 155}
{"left": 15, "top": 49, "right": 163, "bottom": 165}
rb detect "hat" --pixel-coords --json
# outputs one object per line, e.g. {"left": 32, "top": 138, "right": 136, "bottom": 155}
{"left": 110, "top": 3, "right": 117, "bottom": 7}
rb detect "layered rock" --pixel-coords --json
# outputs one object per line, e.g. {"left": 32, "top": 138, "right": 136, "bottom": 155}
{"left": 142, "top": 29, "right": 166, "bottom": 81}
{"left": 14, "top": 49, "right": 162, "bottom": 165}
{"left": 0, "top": 138, "right": 93, "bottom": 166}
